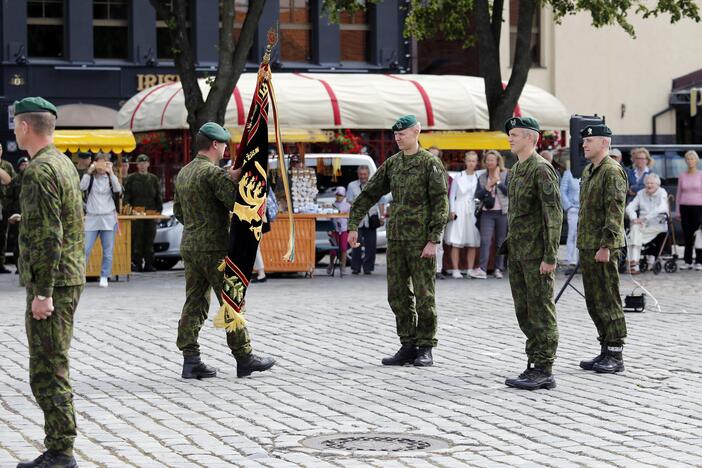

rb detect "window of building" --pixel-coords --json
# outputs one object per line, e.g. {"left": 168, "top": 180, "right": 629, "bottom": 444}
{"left": 339, "top": 2, "right": 370, "bottom": 62}
{"left": 27, "top": 0, "right": 65, "bottom": 58}
{"left": 156, "top": 0, "right": 192, "bottom": 60}
{"left": 280, "top": 0, "right": 311, "bottom": 62}
{"left": 509, "top": 0, "right": 541, "bottom": 67}
{"left": 94, "top": 0, "right": 129, "bottom": 59}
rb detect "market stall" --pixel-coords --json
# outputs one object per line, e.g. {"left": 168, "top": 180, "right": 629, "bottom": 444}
{"left": 54, "top": 129, "right": 145, "bottom": 279}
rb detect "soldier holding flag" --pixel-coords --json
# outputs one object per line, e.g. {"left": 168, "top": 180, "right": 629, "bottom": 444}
{"left": 174, "top": 122, "right": 275, "bottom": 379}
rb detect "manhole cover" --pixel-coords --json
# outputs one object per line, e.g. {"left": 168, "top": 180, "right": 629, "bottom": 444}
{"left": 301, "top": 432, "right": 450, "bottom": 453}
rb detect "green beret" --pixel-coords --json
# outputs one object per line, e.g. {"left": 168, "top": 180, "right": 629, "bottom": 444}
{"left": 581, "top": 124, "right": 612, "bottom": 138}
{"left": 77, "top": 152, "right": 92, "bottom": 160}
{"left": 392, "top": 115, "right": 419, "bottom": 132}
{"left": 504, "top": 116, "right": 540, "bottom": 133}
{"left": 136, "top": 154, "right": 149, "bottom": 162}
{"left": 13, "top": 96, "right": 58, "bottom": 117}
{"left": 198, "top": 122, "right": 231, "bottom": 142}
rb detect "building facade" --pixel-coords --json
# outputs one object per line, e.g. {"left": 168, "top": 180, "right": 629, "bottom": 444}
{"left": 0, "top": 0, "right": 410, "bottom": 162}
{"left": 499, "top": 3, "right": 702, "bottom": 144}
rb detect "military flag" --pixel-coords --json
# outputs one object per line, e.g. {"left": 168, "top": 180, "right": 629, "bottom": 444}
{"left": 214, "top": 31, "right": 294, "bottom": 333}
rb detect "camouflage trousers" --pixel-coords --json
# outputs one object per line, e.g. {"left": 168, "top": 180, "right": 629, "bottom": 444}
{"left": 176, "top": 250, "right": 252, "bottom": 358}
{"left": 508, "top": 259, "right": 559, "bottom": 370}
{"left": 387, "top": 240, "right": 437, "bottom": 347}
{"left": 26, "top": 285, "right": 84, "bottom": 455}
{"left": 580, "top": 249, "right": 627, "bottom": 346}
{"left": 131, "top": 219, "right": 157, "bottom": 266}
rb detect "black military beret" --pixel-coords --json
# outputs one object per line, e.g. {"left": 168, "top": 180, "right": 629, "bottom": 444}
{"left": 581, "top": 124, "right": 612, "bottom": 138}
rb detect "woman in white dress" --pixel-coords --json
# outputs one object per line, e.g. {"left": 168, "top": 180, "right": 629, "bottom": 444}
{"left": 444, "top": 151, "right": 481, "bottom": 278}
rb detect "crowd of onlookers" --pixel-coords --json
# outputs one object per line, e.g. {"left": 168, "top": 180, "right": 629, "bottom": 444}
{"left": 328, "top": 146, "right": 702, "bottom": 278}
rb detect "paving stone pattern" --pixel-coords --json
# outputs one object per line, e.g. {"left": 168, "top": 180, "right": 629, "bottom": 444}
{"left": 1, "top": 255, "right": 702, "bottom": 467}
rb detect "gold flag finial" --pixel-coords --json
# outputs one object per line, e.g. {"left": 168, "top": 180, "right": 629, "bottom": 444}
{"left": 262, "top": 28, "right": 278, "bottom": 65}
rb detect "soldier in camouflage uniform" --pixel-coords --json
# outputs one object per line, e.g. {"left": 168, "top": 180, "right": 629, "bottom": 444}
{"left": 75, "top": 152, "right": 92, "bottom": 181}
{"left": 14, "top": 97, "right": 84, "bottom": 468}
{"left": 0, "top": 142, "right": 17, "bottom": 273}
{"left": 577, "top": 124, "right": 628, "bottom": 374}
{"left": 174, "top": 122, "right": 274, "bottom": 379}
{"left": 348, "top": 115, "right": 448, "bottom": 367}
{"left": 123, "top": 154, "right": 163, "bottom": 272}
{"left": 501, "top": 117, "right": 563, "bottom": 391}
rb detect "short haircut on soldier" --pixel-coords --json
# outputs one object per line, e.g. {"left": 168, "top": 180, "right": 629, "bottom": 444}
{"left": 16, "top": 112, "right": 57, "bottom": 136}
{"left": 194, "top": 133, "right": 215, "bottom": 152}
{"left": 523, "top": 128, "right": 540, "bottom": 145}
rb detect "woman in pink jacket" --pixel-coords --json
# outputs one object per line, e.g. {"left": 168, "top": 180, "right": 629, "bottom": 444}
{"left": 676, "top": 151, "right": 702, "bottom": 270}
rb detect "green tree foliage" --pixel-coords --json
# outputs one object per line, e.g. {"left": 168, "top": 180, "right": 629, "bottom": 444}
{"left": 324, "top": 0, "right": 699, "bottom": 130}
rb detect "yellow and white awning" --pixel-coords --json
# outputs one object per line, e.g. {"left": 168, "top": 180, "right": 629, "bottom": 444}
{"left": 54, "top": 130, "right": 136, "bottom": 154}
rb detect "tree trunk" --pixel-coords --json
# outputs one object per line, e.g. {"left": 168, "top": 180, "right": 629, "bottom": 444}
{"left": 474, "top": 0, "right": 536, "bottom": 130}
{"left": 150, "top": 0, "right": 267, "bottom": 155}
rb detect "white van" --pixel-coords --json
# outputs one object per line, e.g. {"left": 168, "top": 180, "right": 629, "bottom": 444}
{"left": 270, "top": 153, "right": 387, "bottom": 262}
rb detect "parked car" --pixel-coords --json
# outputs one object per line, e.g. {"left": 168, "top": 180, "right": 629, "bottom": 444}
{"left": 153, "top": 200, "right": 183, "bottom": 270}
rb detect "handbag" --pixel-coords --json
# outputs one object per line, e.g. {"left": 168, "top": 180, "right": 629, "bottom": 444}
{"left": 474, "top": 199, "right": 484, "bottom": 218}
{"left": 368, "top": 213, "right": 381, "bottom": 229}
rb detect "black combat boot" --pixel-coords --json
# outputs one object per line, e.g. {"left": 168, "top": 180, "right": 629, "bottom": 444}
{"left": 592, "top": 345, "right": 625, "bottom": 373}
{"left": 505, "top": 367, "right": 556, "bottom": 390}
{"left": 579, "top": 344, "right": 606, "bottom": 370}
{"left": 17, "top": 450, "right": 77, "bottom": 468}
{"left": 181, "top": 355, "right": 217, "bottom": 379}
{"left": 236, "top": 354, "right": 275, "bottom": 377}
{"left": 413, "top": 347, "right": 433, "bottom": 366}
{"left": 381, "top": 344, "right": 417, "bottom": 366}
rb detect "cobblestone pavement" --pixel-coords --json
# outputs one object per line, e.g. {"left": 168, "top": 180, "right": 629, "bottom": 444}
{"left": 2, "top": 254, "right": 702, "bottom": 467}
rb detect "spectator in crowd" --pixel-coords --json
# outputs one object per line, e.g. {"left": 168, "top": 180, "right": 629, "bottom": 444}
{"left": 346, "top": 165, "right": 382, "bottom": 275}
{"left": 626, "top": 174, "right": 669, "bottom": 274}
{"left": 610, "top": 148, "right": 623, "bottom": 164}
{"left": 560, "top": 163, "right": 581, "bottom": 273}
{"left": 0, "top": 142, "right": 16, "bottom": 274}
{"left": 120, "top": 155, "right": 131, "bottom": 179}
{"left": 444, "top": 151, "right": 481, "bottom": 278}
{"left": 472, "top": 150, "right": 509, "bottom": 279}
{"left": 676, "top": 150, "right": 702, "bottom": 270}
{"left": 6, "top": 157, "right": 29, "bottom": 275}
{"left": 540, "top": 150, "right": 553, "bottom": 164}
{"left": 81, "top": 152, "right": 122, "bottom": 287}
{"left": 328, "top": 186, "right": 351, "bottom": 275}
{"left": 627, "top": 147, "right": 654, "bottom": 200}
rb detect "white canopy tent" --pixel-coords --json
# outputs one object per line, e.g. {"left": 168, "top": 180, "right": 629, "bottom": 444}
{"left": 116, "top": 73, "right": 569, "bottom": 133}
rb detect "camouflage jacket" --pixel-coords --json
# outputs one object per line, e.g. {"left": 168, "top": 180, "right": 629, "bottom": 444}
{"left": 123, "top": 172, "right": 163, "bottom": 211}
{"left": 506, "top": 152, "right": 563, "bottom": 264}
{"left": 0, "top": 159, "right": 16, "bottom": 210}
{"left": 349, "top": 148, "right": 448, "bottom": 242}
{"left": 19, "top": 145, "right": 85, "bottom": 296}
{"left": 174, "top": 155, "right": 237, "bottom": 252}
{"left": 577, "top": 155, "right": 627, "bottom": 250}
